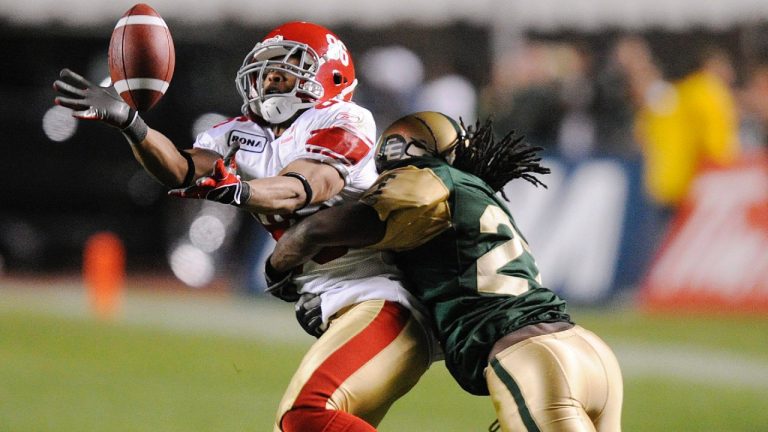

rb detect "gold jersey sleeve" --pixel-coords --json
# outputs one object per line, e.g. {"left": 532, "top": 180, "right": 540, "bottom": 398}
{"left": 360, "top": 165, "right": 452, "bottom": 251}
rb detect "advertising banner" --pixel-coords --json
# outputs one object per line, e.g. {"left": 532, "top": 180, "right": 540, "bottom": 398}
{"left": 640, "top": 155, "right": 768, "bottom": 313}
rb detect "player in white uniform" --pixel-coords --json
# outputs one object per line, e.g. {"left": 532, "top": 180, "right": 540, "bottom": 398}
{"left": 186, "top": 97, "right": 427, "bottom": 326}
{"left": 53, "top": 21, "right": 434, "bottom": 432}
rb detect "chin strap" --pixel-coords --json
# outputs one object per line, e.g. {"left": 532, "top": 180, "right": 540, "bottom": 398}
{"left": 258, "top": 95, "right": 313, "bottom": 124}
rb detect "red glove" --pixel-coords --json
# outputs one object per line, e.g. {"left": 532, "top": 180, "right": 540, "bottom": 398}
{"left": 169, "top": 157, "right": 251, "bottom": 206}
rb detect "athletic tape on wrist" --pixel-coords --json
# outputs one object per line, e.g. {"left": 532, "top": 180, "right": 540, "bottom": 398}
{"left": 282, "top": 172, "right": 313, "bottom": 210}
{"left": 121, "top": 110, "right": 148, "bottom": 145}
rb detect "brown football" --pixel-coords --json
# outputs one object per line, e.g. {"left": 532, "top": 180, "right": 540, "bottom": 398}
{"left": 108, "top": 3, "right": 175, "bottom": 111}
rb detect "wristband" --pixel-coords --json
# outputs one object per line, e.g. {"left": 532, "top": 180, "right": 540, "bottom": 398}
{"left": 121, "top": 110, "right": 148, "bottom": 145}
{"left": 282, "top": 172, "right": 313, "bottom": 210}
{"left": 179, "top": 151, "right": 196, "bottom": 188}
{"left": 236, "top": 181, "right": 252, "bottom": 207}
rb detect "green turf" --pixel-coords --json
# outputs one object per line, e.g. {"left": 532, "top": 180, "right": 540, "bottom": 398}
{"left": 1, "top": 300, "right": 767, "bottom": 431}
{"left": 0, "top": 310, "right": 305, "bottom": 431}
{"left": 621, "top": 378, "right": 768, "bottom": 431}
{"left": 572, "top": 306, "right": 768, "bottom": 361}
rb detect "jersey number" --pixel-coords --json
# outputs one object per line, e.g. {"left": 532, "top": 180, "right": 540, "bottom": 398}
{"left": 476, "top": 205, "right": 537, "bottom": 296}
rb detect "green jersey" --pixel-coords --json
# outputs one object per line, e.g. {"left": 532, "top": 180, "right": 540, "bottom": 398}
{"left": 361, "top": 157, "right": 572, "bottom": 395}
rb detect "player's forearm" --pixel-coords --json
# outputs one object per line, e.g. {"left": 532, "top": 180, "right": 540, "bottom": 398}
{"left": 270, "top": 221, "right": 325, "bottom": 272}
{"left": 128, "top": 128, "right": 196, "bottom": 187}
{"left": 241, "top": 159, "right": 345, "bottom": 214}
{"left": 239, "top": 176, "right": 311, "bottom": 215}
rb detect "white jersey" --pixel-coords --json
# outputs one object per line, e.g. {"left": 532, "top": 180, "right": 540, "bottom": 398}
{"left": 193, "top": 101, "right": 428, "bottom": 327}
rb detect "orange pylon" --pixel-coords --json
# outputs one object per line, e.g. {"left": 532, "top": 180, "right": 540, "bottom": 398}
{"left": 83, "top": 231, "right": 125, "bottom": 320}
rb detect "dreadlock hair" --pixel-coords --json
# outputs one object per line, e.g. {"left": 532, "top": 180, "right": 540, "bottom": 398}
{"left": 452, "top": 117, "right": 550, "bottom": 200}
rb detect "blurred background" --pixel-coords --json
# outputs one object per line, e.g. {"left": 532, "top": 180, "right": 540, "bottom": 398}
{"left": 3, "top": 0, "right": 768, "bottom": 302}
{"left": 2, "top": 0, "right": 768, "bottom": 430}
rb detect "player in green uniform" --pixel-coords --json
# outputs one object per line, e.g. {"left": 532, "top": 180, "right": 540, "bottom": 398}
{"left": 267, "top": 112, "right": 624, "bottom": 431}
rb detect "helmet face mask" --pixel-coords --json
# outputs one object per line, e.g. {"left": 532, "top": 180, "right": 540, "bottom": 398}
{"left": 236, "top": 22, "right": 357, "bottom": 124}
{"left": 374, "top": 111, "right": 467, "bottom": 172}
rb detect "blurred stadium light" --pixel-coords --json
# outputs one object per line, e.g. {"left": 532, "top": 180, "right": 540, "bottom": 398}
{"left": 191, "top": 112, "right": 228, "bottom": 138}
{"left": 169, "top": 242, "right": 215, "bottom": 288}
{"left": 42, "top": 105, "right": 78, "bottom": 142}
{"left": 360, "top": 46, "right": 424, "bottom": 95}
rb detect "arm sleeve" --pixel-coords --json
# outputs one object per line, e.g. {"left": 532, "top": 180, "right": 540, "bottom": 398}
{"left": 360, "top": 165, "right": 452, "bottom": 251}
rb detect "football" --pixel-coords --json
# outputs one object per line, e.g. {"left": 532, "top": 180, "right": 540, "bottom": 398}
{"left": 108, "top": 3, "right": 175, "bottom": 111}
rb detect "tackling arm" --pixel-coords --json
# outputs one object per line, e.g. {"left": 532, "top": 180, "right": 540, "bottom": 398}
{"left": 269, "top": 201, "right": 386, "bottom": 273}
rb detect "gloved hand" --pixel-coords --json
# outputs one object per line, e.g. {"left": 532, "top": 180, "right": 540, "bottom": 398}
{"left": 168, "top": 157, "right": 251, "bottom": 206}
{"left": 263, "top": 255, "right": 300, "bottom": 302}
{"left": 295, "top": 292, "right": 327, "bottom": 338}
{"left": 52, "top": 68, "right": 147, "bottom": 144}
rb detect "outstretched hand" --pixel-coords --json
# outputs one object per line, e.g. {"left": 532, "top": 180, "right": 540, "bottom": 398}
{"left": 53, "top": 68, "right": 147, "bottom": 144}
{"left": 53, "top": 69, "right": 134, "bottom": 128}
{"left": 168, "top": 156, "right": 251, "bottom": 206}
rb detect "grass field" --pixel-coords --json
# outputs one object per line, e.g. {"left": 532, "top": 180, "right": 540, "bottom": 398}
{"left": 1, "top": 281, "right": 768, "bottom": 431}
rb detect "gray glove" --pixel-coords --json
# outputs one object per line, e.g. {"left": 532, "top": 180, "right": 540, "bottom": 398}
{"left": 53, "top": 68, "right": 147, "bottom": 144}
{"left": 295, "top": 292, "right": 327, "bottom": 338}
